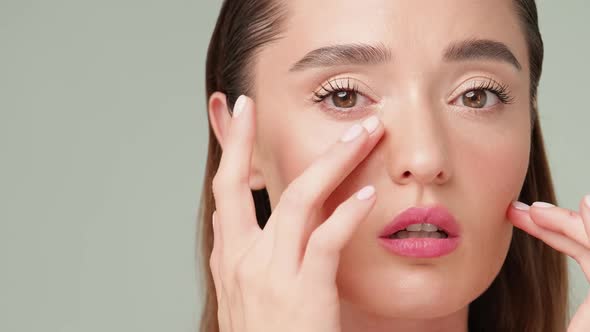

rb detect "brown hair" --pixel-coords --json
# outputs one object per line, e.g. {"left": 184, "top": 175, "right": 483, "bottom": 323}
{"left": 197, "top": 1, "right": 569, "bottom": 331}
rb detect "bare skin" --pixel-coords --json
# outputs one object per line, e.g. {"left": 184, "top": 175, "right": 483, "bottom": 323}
{"left": 206, "top": 0, "right": 590, "bottom": 331}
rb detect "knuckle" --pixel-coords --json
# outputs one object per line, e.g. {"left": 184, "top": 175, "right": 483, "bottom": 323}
{"left": 307, "top": 231, "right": 337, "bottom": 257}
{"left": 209, "top": 254, "right": 217, "bottom": 272}
{"left": 212, "top": 171, "right": 244, "bottom": 198}
{"left": 234, "top": 259, "right": 256, "bottom": 285}
{"left": 211, "top": 174, "right": 230, "bottom": 197}
{"left": 281, "top": 184, "right": 316, "bottom": 210}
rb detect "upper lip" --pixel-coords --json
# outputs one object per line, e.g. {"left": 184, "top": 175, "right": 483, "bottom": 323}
{"left": 379, "top": 205, "right": 461, "bottom": 238}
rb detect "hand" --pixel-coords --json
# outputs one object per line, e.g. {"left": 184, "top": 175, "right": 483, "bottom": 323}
{"left": 209, "top": 95, "right": 384, "bottom": 332}
{"left": 508, "top": 195, "right": 590, "bottom": 332}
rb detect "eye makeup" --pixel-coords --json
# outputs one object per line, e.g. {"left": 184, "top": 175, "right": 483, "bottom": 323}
{"left": 310, "top": 76, "right": 381, "bottom": 120}
{"left": 448, "top": 76, "right": 517, "bottom": 117}
{"left": 310, "top": 75, "right": 516, "bottom": 120}
{"left": 450, "top": 77, "right": 515, "bottom": 105}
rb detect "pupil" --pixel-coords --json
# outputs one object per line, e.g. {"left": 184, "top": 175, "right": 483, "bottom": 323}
{"left": 332, "top": 91, "right": 356, "bottom": 108}
{"left": 463, "top": 90, "right": 487, "bottom": 108}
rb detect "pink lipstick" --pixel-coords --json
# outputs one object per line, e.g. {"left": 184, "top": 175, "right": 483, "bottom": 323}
{"left": 377, "top": 205, "right": 461, "bottom": 258}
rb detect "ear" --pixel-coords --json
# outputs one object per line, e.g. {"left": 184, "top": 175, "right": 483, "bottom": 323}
{"left": 208, "top": 91, "right": 266, "bottom": 190}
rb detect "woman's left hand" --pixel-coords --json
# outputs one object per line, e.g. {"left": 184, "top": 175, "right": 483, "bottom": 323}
{"left": 508, "top": 195, "right": 590, "bottom": 332}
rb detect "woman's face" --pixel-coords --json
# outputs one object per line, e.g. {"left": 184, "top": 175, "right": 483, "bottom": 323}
{"left": 250, "top": 0, "right": 530, "bottom": 326}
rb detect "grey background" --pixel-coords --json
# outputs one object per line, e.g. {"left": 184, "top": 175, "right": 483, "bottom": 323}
{"left": 1, "top": 0, "right": 588, "bottom": 331}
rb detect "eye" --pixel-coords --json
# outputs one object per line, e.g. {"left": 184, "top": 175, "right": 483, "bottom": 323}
{"left": 457, "top": 89, "right": 499, "bottom": 108}
{"left": 451, "top": 78, "right": 515, "bottom": 110}
{"left": 312, "top": 77, "right": 375, "bottom": 118}
{"left": 330, "top": 90, "right": 359, "bottom": 108}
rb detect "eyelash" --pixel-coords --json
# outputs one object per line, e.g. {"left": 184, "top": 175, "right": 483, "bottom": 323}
{"left": 312, "top": 77, "right": 360, "bottom": 103}
{"left": 463, "top": 78, "right": 515, "bottom": 105}
{"left": 311, "top": 77, "right": 515, "bottom": 118}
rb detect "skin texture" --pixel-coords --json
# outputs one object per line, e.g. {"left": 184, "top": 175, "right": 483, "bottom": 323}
{"left": 209, "top": 0, "right": 535, "bottom": 331}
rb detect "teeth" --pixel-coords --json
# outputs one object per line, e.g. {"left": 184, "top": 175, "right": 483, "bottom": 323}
{"left": 391, "top": 231, "right": 446, "bottom": 239}
{"left": 405, "top": 223, "right": 440, "bottom": 232}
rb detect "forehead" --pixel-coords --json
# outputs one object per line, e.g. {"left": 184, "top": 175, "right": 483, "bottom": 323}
{"left": 261, "top": 0, "right": 527, "bottom": 74}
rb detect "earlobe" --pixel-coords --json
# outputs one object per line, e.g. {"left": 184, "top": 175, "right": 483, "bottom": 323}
{"left": 208, "top": 91, "right": 267, "bottom": 191}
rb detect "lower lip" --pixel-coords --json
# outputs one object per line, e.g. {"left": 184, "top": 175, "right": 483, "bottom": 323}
{"left": 378, "top": 236, "right": 460, "bottom": 258}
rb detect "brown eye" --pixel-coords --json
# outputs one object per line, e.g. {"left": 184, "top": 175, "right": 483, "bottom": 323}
{"left": 462, "top": 90, "right": 488, "bottom": 108}
{"left": 332, "top": 90, "right": 357, "bottom": 108}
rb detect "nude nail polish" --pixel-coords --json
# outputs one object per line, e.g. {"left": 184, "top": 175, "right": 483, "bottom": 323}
{"left": 361, "top": 116, "right": 379, "bottom": 134}
{"left": 512, "top": 201, "right": 530, "bottom": 211}
{"left": 532, "top": 201, "right": 555, "bottom": 208}
{"left": 233, "top": 95, "right": 247, "bottom": 117}
{"left": 341, "top": 124, "right": 364, "bottom": 142}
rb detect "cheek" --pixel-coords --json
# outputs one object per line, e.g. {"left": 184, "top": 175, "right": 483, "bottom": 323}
{"left": 258, "top": 109, "right": 350, "bottom": 208}
{"left": 444, "top": 120, "right": 531, "bottom": 306}
{"left": 457, "top": 121, "right": 530, "bottom": 236}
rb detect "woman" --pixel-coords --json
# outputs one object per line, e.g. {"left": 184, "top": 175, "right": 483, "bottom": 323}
{"left": 198, "top": 0, "right": 590, "bottom": 331}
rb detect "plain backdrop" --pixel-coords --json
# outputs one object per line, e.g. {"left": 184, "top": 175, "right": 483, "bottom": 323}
{"left": 1, "top": 1, "right": 589, "bottom": 331}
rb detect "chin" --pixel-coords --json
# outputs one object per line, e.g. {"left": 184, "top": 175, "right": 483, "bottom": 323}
{"left": 338, "top": 269, "right": 477, "bottom": 320}
{"left": 353, "top": 288, "right": 467, "bottom": 319}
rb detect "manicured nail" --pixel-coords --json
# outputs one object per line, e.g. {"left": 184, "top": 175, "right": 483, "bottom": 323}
{"left": 532, "top": 201, "right": 555, "bottom": 208}
{"left": 233, "top": 95, "right": 247, "bottom": 117}
{"left": 512, "top": 201, "right": 530, "bottom": 211}
{"left": 341, "top": 124, "right": 364, "bottom": 142}
{"left": 356, "top": 185, "right": 375, "bottom": 200}
{"left": 361, "top": 115, "right": 379, "bottom": 134}
{"left": 584, "top": 195, "right": 590, "bottom": 209}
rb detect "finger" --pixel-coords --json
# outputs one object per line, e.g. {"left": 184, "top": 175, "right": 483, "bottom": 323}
{"left": 509, "top": 203, "right": 590, "bottom": 272}
{"left": 209, "top": 211, "right": 221, "bottom": 298}
{"left": 212, "top": 95, "right": 259, "bottom": 246}
{"left": 269, "top": 116, "right": 384, "bottom": 275}
{"left": 299, "top": 185, "right": 376, "bottom": 284}
{"left": 210, "top": 211, "right": 230, "bottom": 332}
{"left": 509, "top": 201, "right": 590, "bottom": 249}
{"left": 210, "top": 211, "right": 228, "bottom": 306}
{"left": 579, "top": 195, "right": 590, "bottom": 242}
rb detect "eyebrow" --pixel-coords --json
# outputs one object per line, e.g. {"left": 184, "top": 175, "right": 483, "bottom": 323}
{"left": 288, "top": 42, "right": 392, "bottom": 72}
{"left": 288, "top": 39, "right": 522, "bottom": 72}
{"left": 443, "top": 38, "right": 522, "bottom": 70}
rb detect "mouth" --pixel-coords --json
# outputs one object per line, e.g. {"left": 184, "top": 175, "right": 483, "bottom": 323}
{"left": 378, "top": 205, "right": 461, "bottom": 239}
{"left": 386, "top": 225, "right": 449, "bottom": 239}
{"left": 377, "top": 205, "right": 461, "bottom": 258}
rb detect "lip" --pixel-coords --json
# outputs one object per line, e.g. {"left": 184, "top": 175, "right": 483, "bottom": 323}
{"left": 378, "top": 205, "right": 461, "bottom": 238}
{"left": 377, "top": 205, "right": 462, "bottom": 258}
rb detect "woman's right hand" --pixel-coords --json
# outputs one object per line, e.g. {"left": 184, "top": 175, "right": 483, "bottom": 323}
{"left": 209, "top": 95, "right": 384, "bottom": 332}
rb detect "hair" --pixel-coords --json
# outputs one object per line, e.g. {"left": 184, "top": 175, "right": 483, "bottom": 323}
{"left": 197, "top": 1, "right": 569, "bottom": 331}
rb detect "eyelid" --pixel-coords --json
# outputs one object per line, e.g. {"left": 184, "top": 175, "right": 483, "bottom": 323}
{"left": 447, "top": 76, "right": 508, "bottom": 102}
{"left": 313, "top": 76, "right": 380, "bottom": 101}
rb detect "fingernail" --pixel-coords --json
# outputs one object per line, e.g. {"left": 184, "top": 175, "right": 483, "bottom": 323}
{"left": 341, "top": 124, "right": 364, "bottom": 142}
{"left": 212, "top": 211, "right": 217, "bottom": 225}
{"left": 532, "top": 201, "right": 555, "bottom": 208}
{"left": 233, "top": 95, "right": 247, "bottom": 117}
{"left": 356, "top": 185, "right": 375, "bottom": 200}
{"left": 584, "top": 195, "right": 590, "bottom": 209}
{"left": 361, "top": 115, "right": 379, "bottom": 134}
{"left": 512, "top": 201, "right": 530, "bottom": 211}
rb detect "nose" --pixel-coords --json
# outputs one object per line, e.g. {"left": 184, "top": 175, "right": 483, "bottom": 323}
{"left": 382, "top": 101, "right": 453, "bottom": 187}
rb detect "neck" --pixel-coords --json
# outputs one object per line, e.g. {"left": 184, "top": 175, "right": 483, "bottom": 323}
{"left": 340, "top": 299, "right": 469, "bottom": 332}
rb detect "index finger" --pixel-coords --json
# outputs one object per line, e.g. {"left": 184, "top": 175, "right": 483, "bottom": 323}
{"left": 212, "top": 95, "right": 259, "bottom": 244}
